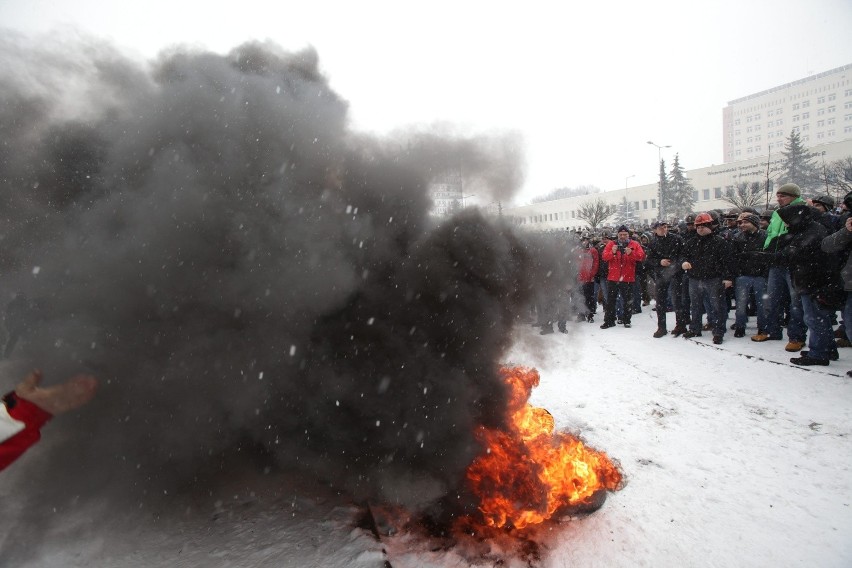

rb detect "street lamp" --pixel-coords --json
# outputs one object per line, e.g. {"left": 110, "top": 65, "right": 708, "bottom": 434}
{"left": 624, "top": 174, "right": 635, "bottom": 223}
{"left": 647, "top": 141, "right": 671, "bottom": 220}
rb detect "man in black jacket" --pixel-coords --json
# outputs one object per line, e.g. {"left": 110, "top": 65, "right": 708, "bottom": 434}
{"left": 731, "top": 213, "right": 770, "bottom": 337}
{"left": 646, "top": 221, "right": 687, "bottom": 338}
{"left": 681, "top": 212, "right": 736, "bottom": 344}
{"left": 774, "top": 204, "right": 839, "bottom": 365}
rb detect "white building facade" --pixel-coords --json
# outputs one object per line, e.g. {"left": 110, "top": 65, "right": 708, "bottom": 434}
{"left": 723, "top": 64, "right": 852, "bottom": 163}
{"left": 505, "top": 64, "right": 852, "bottom": 232}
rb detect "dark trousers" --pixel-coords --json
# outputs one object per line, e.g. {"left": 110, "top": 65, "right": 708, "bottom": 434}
{"left": 688, "top": 277, "right": 727, "bottom": 337}
{"left": 581, "top": 282, "right": 597, "bottom": 316}
{"left": 655, "top": 272, "right": 687, "bottom": 330}
{"left": 604, "top": 281, "right": 634, "bottom": 325}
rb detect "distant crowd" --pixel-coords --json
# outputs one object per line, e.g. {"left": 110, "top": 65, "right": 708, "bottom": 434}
{"left": 533, "top": 184, "right": 852, "bottom": 374}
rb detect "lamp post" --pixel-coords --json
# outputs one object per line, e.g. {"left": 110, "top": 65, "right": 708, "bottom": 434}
{"left": 624, "top": 174, "right": 635, "bottom": 223}
{"left": 647, "top": 140, "right": 671, "bottom": 220}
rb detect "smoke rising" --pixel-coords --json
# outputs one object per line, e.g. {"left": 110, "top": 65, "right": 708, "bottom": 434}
{"left": 0, "top": 31, "right": 574, "bottom": 553}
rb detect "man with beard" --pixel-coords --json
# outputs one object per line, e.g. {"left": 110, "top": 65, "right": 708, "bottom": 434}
{"left": 600, "top": 225, "right": 646, "bottom": 329}
{"left": 646, "top": 221, "right": 687, "bottom": 338}
{"left": 681, "top": 213, "right": 736, "bottom": 344}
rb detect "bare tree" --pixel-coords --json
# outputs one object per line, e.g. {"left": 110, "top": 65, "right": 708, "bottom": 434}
{"left": 721, "top": 182, "right": 766, "bottom": 210}
{"left": 817, "top": 156, "right": 852, "bottom": 200}
{"left": 576, "top": 197, "right": 616, "bottom": 229}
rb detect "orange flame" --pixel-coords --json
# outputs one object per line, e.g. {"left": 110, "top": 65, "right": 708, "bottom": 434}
{"left": 465, "top": 366, "right": 622, "bottom": 529}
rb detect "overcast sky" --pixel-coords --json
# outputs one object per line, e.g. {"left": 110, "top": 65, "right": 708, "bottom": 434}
{"left": 2, "top": 0, "right": 851, "bottom": 205}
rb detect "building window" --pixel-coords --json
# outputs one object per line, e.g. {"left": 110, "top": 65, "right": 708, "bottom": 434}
{"left": 845, "top": 89, "right": 852, "bottom": 96}
{"left": 845, "top": 125, "right": 852, "bottom": 133}
{"left": 703, "top": 189, "right": 711, "bottom": 200}
{"left": 802, "top": 124, "right": 810, "bottom": 131}
{"left": 818, "top": 119, "right": 825, "bottom": 127}
{"left": 817, "top": 132, "right": 825, "bottom": 139}
{"left": 793, "top": 115, "right": 800, "bottom": 122}
{"left": 829, "top": 93, "right": 836, "bottom": 101}
{"left": 802, "top": 135, "right": 810, "bottom": 142}
{"left": 792, "top": 126, "right": 800, "bottom": 133}
{"left": 828, "top": 129, "right": 835, "bottom": 137}
{"left": 818, "top": 96, "right": 825, "bottom": 104}
{"left": 793, "top": 103, "right": 800, "bottom": 110}
{"left": 818, "top": 108, "right": 825, "bottom": 116}
{"left": 692, "top": 191, "right": 699, "bottom": 202}
{"left": 802, "top": 112, "right": 809, "bottom": 119}
{"left": 828, "top": 117, "right": 836, "bottom": 125}
{"left": 747, "top": 126, "right": 753, "bottom": 133}
{"left": 768, "top": 110, "right": 774, "bottom": 117}
{"left": 828, "top": 105, "right": 836, "bottom": 113}
{"left": 714, "top": 187, "right": 722, "bottom": 198}
{"left": 802, "top": 100, "right": 810, "bottom": 108}
{"left": 651, "top": 199, "right": 657, "bottom": 209}
{"left": 845, "top": 101, "right": 852, "bottom": 109}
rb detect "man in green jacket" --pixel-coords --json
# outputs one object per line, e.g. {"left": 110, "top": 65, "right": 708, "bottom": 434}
{"left": 752, "top": 183, "right": 807, "bottom": 350}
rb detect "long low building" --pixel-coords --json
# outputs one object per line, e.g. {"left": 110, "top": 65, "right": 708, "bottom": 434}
{"left": 505, "top": 138, "right": 852, "bottom": 231}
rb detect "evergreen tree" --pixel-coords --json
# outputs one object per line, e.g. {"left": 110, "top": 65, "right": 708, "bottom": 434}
{"left": 612, "top": 196, "right": 637, "bottom": 226}
{"left": 666, "top": 153, "right": 696, "bottom": 220}
{"left": 778, "top": 130, "right": 820, "bottom": 191}
{"left": 657, "top": 158, "right": 669, "bottom": 221}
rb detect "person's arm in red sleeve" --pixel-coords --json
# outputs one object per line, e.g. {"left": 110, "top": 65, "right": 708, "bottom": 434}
{"left": 0, "top": 370, "right": 97, "bottom": 472}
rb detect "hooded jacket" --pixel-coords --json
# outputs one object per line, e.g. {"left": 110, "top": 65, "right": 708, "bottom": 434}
{"left": 774, "top": 204, "right": 840, "bottom": 298}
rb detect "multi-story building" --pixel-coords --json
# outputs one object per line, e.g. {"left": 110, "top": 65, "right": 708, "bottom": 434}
{"left": 504, "top": 64, "right": 852, "bottom": 232}
{"left": 429, "top": 171, "right": 464, "bottom": 217}
{"left": 723, "top": 64, "right": 852, "bottom": 163}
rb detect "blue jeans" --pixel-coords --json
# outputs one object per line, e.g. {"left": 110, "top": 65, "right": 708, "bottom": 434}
{"left": 735, "top": 275, "right": 767, "bottom": 331}
{"left": 800, "top": 293, "right": 835, "bottom": 360}
{"left": 689, "top": 278, "right": 727, "bottom": 336}
{"left": 765, "top": 267, "right": 806, "bottom": 341}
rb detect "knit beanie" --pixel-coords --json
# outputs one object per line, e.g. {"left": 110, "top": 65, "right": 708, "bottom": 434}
{"left": 741, "top": 214, "right": 761, "bottom": 229}
{"left": 777, "top": 183, "right": 801, "bottom": 197}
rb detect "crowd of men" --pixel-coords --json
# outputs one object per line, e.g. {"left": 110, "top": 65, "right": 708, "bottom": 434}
{"left": 537, "top": 183, "right": 852, "bottom": 374}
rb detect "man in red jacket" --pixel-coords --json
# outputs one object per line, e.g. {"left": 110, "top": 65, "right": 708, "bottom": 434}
{"left": 576, "top": 234, "right": 600, "bottom": 323}
{"left": 1, "top": 370, "right": 97, "bottom": 471}
{"left": 601, "top": 226, "right": 646, "bottom": 329}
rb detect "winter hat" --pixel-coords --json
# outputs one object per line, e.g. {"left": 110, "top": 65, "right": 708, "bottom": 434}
{"left": 777, "top": 203, "right": 811, "bottom": 229}
{"left": 812, "top": 194, "right": 835, "bottom": 209}
{"left": 738, "top": 213, "right": 761, "bottom": 229}
{"left": 617, "top": 225, "right": 629, "bottom": 234}
{"left": 651, "top": 220, "right": 668, "bottom": 229}
{"left": 844, "top": 191, "right": 852, "bottom": 211}
{"left": 777, "top": 183, "right": 801, "bottom": 197}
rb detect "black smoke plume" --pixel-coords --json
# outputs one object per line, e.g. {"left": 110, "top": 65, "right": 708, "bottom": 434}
{"left": 0, "top": 31, "right": 574, "bottom": 552}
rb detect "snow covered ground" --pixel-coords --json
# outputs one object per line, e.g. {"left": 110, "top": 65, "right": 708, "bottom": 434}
{"left": 3, "top": 306, "right": 851, "bottom": 567}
